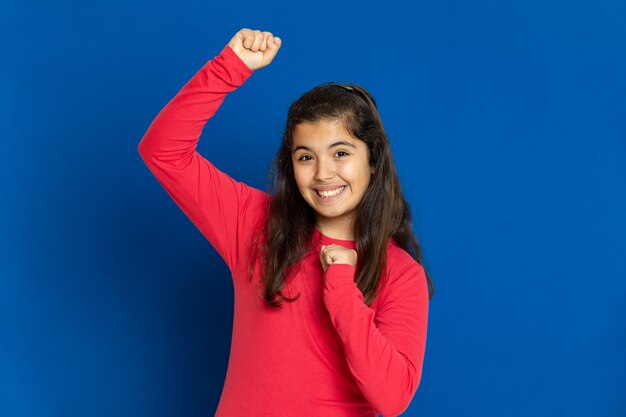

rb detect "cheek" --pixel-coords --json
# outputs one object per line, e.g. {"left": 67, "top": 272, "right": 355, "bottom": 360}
{"left": 343, "top": 164, "right": 369, "bottom": 186}
{"left": 292, "top": 167, "right": 308, "bottom": 191}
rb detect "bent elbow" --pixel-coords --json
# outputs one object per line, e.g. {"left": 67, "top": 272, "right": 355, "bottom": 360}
{"left": 138, "top": 136, "right": 151, "bottom": 158}
{"left": 378, "top": 365, "right": 423, "bottom": 416}
{"left": 377, "top": 396, "right": 412, "bottom": 417}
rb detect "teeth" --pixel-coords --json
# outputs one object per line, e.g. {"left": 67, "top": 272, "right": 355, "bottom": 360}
{"left": 317, "top": 186, "right": 345, "bottom": 197}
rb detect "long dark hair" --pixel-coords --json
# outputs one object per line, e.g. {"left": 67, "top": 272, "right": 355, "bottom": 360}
{"left": 246, "top": 82, "right": 435, "bottom": 307}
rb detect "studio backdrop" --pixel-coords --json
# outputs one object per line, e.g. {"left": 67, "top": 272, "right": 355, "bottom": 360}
{"left": 1, "top": 0, "right": 624, "bottom": 416}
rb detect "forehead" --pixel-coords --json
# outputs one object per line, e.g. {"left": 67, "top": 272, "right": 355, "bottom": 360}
{"left": 292, "top": 119, "right": 360, "bottom": 148}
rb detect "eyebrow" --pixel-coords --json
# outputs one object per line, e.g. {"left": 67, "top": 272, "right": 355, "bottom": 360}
{"left": 292, "top": 140, "right": 357, "bottom": 154}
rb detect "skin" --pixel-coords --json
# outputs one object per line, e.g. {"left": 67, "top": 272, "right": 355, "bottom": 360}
{"left": 228, "top": 28, "right": 363, "bottom": 268}
{"left": 227, "top": 28, "right": 282, "bottom": 71}
{"left": 292, "top": 120, "right": 374, "bottom": 268}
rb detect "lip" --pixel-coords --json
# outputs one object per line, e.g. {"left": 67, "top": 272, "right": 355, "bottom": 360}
{"left": 313, "top": 185, "right": 347, "bottom": 203}
{"left": 313, "top": 185, "right": 347, "bottom": 191}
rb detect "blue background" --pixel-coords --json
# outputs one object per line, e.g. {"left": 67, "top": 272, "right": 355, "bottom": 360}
{"left": 1, "top": 0, "right": 625, "bottom": 416}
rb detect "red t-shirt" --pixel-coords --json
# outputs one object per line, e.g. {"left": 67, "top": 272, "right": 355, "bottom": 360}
{"left": 138, "top": 43, "right": 429, "bottom": 417}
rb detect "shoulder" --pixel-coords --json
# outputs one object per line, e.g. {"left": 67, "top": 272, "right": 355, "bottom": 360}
{"left": 237, "top": 185, "right": 271, "bottom": 247}
{"left": 384, "top": 240, "right": 425, "bottom": 280}
{"left": 248, "top": 186, "right": 272, "bottom": 211}
{"left": 375, "top": 240, "right": 427, "bottom": 307}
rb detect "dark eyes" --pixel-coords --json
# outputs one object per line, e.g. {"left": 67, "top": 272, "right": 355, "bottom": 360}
{"left": 297, "top": 151, "right": 349, "bottom": 161}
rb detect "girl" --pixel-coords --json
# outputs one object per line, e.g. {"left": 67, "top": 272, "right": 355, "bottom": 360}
{"left": 139, "top": 28, "right": 434, "bottom": 417}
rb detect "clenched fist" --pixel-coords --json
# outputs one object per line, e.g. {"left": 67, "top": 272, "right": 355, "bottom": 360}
{"left": 227, "top": 28, "right": 282, "bottom": 71}
{"left": 319, "top": 244, "right": 358, "bottom": 272}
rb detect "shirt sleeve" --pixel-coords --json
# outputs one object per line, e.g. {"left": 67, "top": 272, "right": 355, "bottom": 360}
{"left": 322, "top": 260, "right": 429, "bottom": 417}
{"left": 137, "top": 44, "right": 268, "bottom": 273}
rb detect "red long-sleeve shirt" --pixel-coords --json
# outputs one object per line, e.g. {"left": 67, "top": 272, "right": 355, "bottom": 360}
{"left": 138, "top": 43, "right": 429, "bottom": 417}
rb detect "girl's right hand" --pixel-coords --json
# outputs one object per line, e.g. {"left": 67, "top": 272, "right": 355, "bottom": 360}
{"left": 227, "top": 28, "right": 282, "bottom": 71}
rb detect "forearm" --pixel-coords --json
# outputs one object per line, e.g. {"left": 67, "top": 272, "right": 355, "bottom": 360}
{"left": 323, "top": 263, "right": 428, "bottom": 417}
{"left": 138, "top": 44, "right": 252, "bottom": 165}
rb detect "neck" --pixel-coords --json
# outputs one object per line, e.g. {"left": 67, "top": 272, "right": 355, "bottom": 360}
{"left": 314, "top": 219, "right": 354, "bottom": 241}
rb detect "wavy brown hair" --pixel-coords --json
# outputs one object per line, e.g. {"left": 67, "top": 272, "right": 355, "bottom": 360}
{"left": 246, "top": 82, "right": 435, "bottom": 308}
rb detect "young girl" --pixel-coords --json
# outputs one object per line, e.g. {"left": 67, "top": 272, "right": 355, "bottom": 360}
{"left": 139, "top": 28, "right": 434, "bottom": 417}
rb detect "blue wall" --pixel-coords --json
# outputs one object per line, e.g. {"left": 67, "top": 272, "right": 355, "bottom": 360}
{"left": 1, "top": 0, "right": 624, "bottom": 416}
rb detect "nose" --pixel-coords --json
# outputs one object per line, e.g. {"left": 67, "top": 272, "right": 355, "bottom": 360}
{"left": 314, "top": 158, "right": 334, "bottom": 181}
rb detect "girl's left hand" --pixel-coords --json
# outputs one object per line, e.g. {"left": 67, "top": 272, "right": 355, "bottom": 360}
{"left": 319, "top": 244, "right": 357, "bottom": 272}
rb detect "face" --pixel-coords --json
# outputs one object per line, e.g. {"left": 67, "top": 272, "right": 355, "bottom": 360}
{"left": 291, "top": 119, "right": 374, "bottom": 237}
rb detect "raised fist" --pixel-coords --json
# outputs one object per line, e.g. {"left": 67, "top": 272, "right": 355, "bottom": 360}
{"left": 227, "top": 28, "right": 282, "bottom": 71}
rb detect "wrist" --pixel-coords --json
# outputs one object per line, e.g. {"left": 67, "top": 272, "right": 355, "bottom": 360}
{"left": 220, "top": 44, "right": 254, "bottom": 77}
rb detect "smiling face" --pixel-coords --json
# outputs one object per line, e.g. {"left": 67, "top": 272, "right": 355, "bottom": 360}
{"left": 291, "top": 119, "right": 374, "bottom": 239}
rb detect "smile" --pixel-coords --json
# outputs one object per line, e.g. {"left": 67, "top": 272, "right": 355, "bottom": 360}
{"left": 316, "top": 185, "right": 346, "bottom": 197}
{"left": 314, "top": 185, "right": 347, "bottom": 202}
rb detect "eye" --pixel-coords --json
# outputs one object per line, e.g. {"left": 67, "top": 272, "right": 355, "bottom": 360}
{"left": 297, "top": 155, "right": 312, "bottom": 161}
{"left": 336, "top": 151, "right": 349, "bottom": 158}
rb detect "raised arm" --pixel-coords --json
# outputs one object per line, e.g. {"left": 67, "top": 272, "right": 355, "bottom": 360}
{"left": 137, "top": 29, "right": 282, "bottom": 272}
